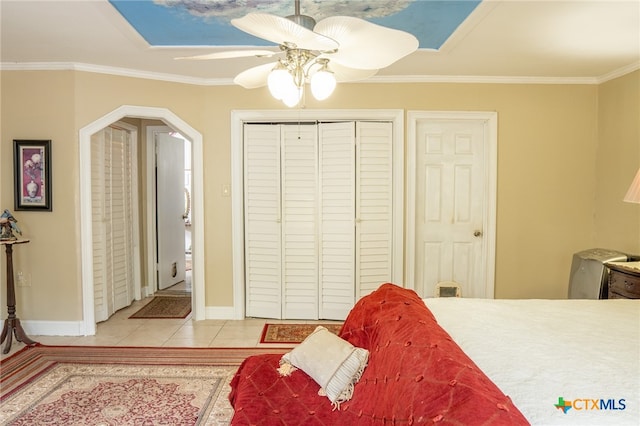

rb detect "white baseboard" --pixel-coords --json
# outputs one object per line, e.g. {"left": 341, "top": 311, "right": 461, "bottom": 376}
{"left": 1, "top": 319, "right": 87, "bottom": 337}
{"left": 205, "top": 305, "right": 242, "bottom": 320}
{"left": 142, "top": 285, "right": 154, "bottom": 298}
{"left": 2, "top": 305, "right": 243, "bottom": 337}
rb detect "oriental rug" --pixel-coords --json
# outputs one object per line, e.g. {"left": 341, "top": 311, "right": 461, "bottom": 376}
{"left": 0, "top": 344, "right": 286, "bottom": 425}
{"left": 259, "top": 323, "right": 343, "bottom": 344}
{"left": 129, "top": 295, "right": 192, "bottom": 319}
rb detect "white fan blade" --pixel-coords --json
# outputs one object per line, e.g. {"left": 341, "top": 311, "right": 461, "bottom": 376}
{"left": 314, "top": 16, "right": 418, "bottom": 69}
{"left": 322, "top": 61, "right": 378, "bottom": 82}
{"left": 234, "top": 62, "right": 278, "bottom": 89}
{"left": 232, "top": 13, "right": 339, "bottom": 51}
{"left": 176, "top": 50, "right": 277, "bottom": 60}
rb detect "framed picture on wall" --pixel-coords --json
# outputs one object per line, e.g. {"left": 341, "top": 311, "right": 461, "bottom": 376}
{"left": 14, "top": 139, "right": 52, "bottom": 211}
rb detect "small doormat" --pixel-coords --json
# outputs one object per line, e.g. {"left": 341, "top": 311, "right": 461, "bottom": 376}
{"left": 129, "top": 296, "right": 191, "bottom": 319}
{"left": 259, "top": 323, "right": 343, "bottom": 344}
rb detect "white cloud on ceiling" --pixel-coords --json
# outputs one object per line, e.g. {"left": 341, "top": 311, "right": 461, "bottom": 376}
{"left": 154, "top": 0, "right": 413, "bottom": 21}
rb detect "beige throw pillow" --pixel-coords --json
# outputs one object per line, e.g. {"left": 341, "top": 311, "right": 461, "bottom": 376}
{"left": 278, "top": 326, "right": 369, "bottom": 409}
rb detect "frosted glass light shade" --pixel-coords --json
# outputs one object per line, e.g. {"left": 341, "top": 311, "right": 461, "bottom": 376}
{"left": 310, "top": 69, "right": 336, "bottom": 100}
{"left": 623, "top": 168, "right": 640, "bottom": 203}
{"left": 267, "top": 68, "right": 293, "bottom": 100}
{"left": 281, "top": 85, "right": 302, "bottom": 107}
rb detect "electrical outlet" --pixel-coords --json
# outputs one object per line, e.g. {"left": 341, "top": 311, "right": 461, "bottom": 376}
{"left": 16, "top": 271, "right": 31, "bottom": 287}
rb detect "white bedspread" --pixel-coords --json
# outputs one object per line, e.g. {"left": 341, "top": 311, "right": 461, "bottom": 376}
{"left": 423, "top": 298, "right": 640, "bottom": 425}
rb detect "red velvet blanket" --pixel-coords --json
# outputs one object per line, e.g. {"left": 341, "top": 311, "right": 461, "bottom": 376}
{"left": 229, "top": 284, "right": 529, "bottom": 425}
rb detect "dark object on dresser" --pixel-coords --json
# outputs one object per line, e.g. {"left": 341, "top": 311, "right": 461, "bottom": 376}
{"left": 608, "top": 263, "right": 640, "bottom": 299}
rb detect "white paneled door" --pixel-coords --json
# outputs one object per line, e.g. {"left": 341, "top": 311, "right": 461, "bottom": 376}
{"left": 414, "top": 118, "right": 488, "bottom": 298}
{"left": 244, "top": 121, "right": 394, "bottom": 320}
{"left": 156, "top": 132, "right": 186, "bottom": 290}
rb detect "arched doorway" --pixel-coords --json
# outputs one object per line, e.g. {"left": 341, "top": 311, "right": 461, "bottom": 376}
{"left": 79, "top": 106, "right": 205, "bottom": 335}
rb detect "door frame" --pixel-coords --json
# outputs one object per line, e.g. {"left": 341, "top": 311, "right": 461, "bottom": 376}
{"left": 406, "top": 111, "right": 498, "bottom": 298}
{"left": 231, "top": 109, "right": 405, "bottom": 319}
{"left": 79, "top": 105, "right": 205, "bottom": 335}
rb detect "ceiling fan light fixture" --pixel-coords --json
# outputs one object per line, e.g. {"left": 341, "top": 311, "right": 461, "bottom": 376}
{"left": 180, "top": 0, "right": 419, "bottom": 107}
{"left": 310, "top": 63, "right": 336, "bottom": 101}
{"left": 267, "top": 65, "right": 294, "bottom": 100}
{"left": 281, "top": 85, "right": 303, "bottom": 107}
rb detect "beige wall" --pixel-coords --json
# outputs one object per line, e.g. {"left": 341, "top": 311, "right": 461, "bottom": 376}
{"left": 1, "top": 71, "right": 82, "bottom": 320}
{"left": 1, "top": 69, "right": 638, "bottom": 322}
{"left": 594, "top": 71, "right": 640, "bottom": 253}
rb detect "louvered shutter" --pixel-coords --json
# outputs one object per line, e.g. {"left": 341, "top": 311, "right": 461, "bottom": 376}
{"left": 318, "top": 122, "right": 356, "bottom": 319}
{"left": 110, "top": 127, "right": 134, "bottom": 311}
{"left": 91, "top": 131, "right": 108, "bottom": 322}
{"left": 91, "top": 125, "right": 135, "bottom": 322}
{"left": 356, "top": 122, "right": 394, "bottom": 298}
{"left": 244, "top": 124, "right": 282, "bottom": 318}
{"left": 281, "top": 125, "right": 319, "bottom": 318}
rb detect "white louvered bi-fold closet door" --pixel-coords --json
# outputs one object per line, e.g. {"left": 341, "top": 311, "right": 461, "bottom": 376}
{"left": 318, "top": 122, "right": 355, "bottom": 319}
{"left": 244, "top": 121, "right": 394, "bottom": 320}
{"left": 281, "top": 125, "right": 319, "bottom": 319}
{"left": 244, "top": 125, "right": 283, "bottom": 319}
{"left": 91, "top": 125, "right": 134, "bottom": 322}
{"left": 244, "top": 124, "right": 319, "bottom": 319}
{"left": 355, "top": 122, "right": 394, "bottom": 298}
{"left": 318, "top": 121, "right": 394, "bottom": 318}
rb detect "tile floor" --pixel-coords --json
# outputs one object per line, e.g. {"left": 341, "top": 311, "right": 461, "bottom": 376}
{"left": 2, "top": 269, "right": 341, "bottom": 360}
{"left": 1, "top": 295, "right": 339, "bottom": 360}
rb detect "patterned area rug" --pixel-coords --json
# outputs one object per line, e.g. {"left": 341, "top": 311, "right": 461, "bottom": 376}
{"left": 0, "top": 345, "right": 286, "bottom": 425}
{"left": 129, "top": 296, "right": 191, "bottom": 319}
{"left": 259, "top": 323, "right": 343, "bottom": 344}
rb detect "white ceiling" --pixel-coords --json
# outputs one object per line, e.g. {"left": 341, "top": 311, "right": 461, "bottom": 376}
{"left": 1, "top": 0, "right": 639, "bottom": 85}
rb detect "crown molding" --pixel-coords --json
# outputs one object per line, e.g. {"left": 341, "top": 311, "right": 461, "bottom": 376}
{"left": 596, "top": 61, "right": 640, "bottom": 84}
{"left": 367, "top": 74, "right": 600, "bottom": 85}
{"left": 0, "top": 62, "right": 231, "bottom": 86}
{"left": 1, "top": 61, "right": 638, "bottom": 86}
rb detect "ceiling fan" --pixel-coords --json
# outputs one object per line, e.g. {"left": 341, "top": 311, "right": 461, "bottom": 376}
{"left": 178, "top": 0, "right": 419, "bottom": 107}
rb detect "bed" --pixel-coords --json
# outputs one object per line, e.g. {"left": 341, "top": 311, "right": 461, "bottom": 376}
{"left": 229, "top": 285, "right": 638, "bottom": 425}
{"left": 424, "top": 297, "right": 640, "bottom": 425}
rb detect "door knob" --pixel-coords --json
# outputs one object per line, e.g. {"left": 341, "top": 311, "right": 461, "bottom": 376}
{"left": 473, "top": 230, "right": 483, "bottom": 237}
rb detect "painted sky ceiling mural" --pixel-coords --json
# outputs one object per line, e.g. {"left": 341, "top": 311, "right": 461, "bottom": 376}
{"left": 109, "top": 0, "right": 481, "bottom": 50}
